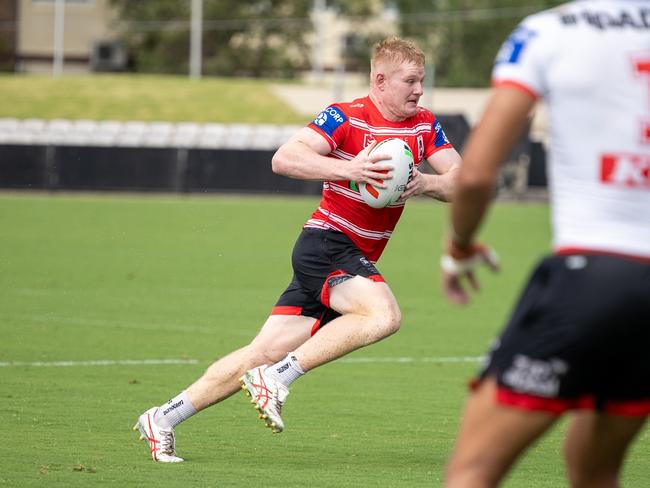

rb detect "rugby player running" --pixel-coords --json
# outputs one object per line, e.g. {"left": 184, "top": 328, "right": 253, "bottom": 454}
{"left": 134, "top": 37, "right": 460, "bottom": 462}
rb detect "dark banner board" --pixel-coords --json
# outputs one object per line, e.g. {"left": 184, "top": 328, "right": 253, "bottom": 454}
{"left": 0, "top": 115, "right": 546, "bottom": 194}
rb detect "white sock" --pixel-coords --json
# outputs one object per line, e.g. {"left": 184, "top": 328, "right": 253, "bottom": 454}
{"left": 265, "top": 352, "right": 305, "bottom": 387}
{"left": 154, "top": 390, "right": 197, "bottom": 429}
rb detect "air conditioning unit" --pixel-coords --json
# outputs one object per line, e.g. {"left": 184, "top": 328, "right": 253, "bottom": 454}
{"left": 90, "top": 40, "right": 127, "bottom": 72}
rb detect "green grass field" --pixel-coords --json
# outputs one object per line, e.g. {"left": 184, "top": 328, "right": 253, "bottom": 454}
{"left": 1, "top": 193, "right": 648, "bottom": 487}
{"left": 0, "top": 74, "right": 306, "bottom": 123}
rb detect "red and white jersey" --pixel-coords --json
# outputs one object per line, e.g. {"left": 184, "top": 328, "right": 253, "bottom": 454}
{"left": 493, "top": 0, "right": 650, "bottom": 260}
{"left": 305, "top": 96, "right": 453, "bottom": 262}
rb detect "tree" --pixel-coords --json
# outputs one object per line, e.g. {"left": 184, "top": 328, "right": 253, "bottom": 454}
{"left": 108, "top": 0, "right": 566, "bottom": 85}
{"left": 395, "top": 0, "right": 565, "bottom": 87}
{"left": 109, "top": 0, "right": 313, "bottom": 78}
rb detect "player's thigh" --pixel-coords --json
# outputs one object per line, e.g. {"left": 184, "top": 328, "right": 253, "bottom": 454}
{"left": 564, "top": 411, "right": 647, "bottom": 481}
{"left": 447, "top": 377, "right": 557, "bottom": 486}
{"left": 328, "top": 275, "right": 400, "bottom": 319}
{"left": 249, "top": 314, "right": 317, "bottom": 362}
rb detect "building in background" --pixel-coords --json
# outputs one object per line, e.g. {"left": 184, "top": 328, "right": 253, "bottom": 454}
{"left": 0, "top": 0, "right": 18, "bottom": 71}
{"left": 15, "top": 0, "right": 121, "bottom": 74}
{"left": 308, "top": 0, "right": 398, "bottom": 83}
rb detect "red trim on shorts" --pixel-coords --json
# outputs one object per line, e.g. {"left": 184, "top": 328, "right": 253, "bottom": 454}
{"left": 469, "top": 378, "right": 594, "bottom": 415}
{"left": 492, "top": 79, "right": 539, "bottom": 100}
{"left": 555, "top": 247, "right": 650, "bottom": 265}
{"left": 319, "top": 271, "right": 386, "bottom": 308}
{"left": 320, "top": 269, "right": 347, "bottom": 308}
{"left": 605, "top": 400, "right": 650, "bottom": 417}
{"left": 273, "top": 305, "right": 324, "bottom": 337}
{"left": 310, "top": 316, "right": 323, "bottom": 337}
{"left": 368, "top": 274, "right": 385, "bottom": 283}
{"left": 469, "top": 381, "right": 650, "bottom": 417}
{"left": 495, "top": 387, "right": 594, "bottom": 415}
{"left": 271, "top": 305, "right": 303, "bottom": 315}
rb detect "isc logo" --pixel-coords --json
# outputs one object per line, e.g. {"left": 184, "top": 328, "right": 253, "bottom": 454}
{"left": 600, "top": 154, "right": 650, "bottom": 188}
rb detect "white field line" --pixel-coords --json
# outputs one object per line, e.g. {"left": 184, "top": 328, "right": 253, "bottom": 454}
{"left": 0, "top": 356, "right": 483, "bottom": 368}
{"left": 341, "top": 356, "right": 484, "bottom": 364}
{"left": 0, "top": 359, "right": 200, "bottom": 368}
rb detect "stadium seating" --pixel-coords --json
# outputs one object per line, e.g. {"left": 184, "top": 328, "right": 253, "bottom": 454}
{"left": 0, "top": 118, "right": 300, "bottom": 150}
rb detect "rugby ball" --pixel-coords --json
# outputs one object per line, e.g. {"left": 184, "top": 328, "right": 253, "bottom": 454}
{"left": 359, "top": 138, "right": 414, "bottom": 208}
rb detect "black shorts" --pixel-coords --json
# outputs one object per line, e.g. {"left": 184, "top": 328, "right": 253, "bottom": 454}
{"left": 477, "top": 253, "right": 650, "bottom": 416}
{"left": 272, "top": 228, "right": 384, "bottom": 334}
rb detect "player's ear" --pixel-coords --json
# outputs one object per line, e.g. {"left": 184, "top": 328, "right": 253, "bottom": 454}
{"left": 374, "top": 72, "right": 386, "bottom": 90}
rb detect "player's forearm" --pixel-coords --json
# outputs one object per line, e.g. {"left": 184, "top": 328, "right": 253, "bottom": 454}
{"left": 421, "top": 167, "right": 458, "bottom": 202}
{"left": 272, "top": 140, "right": 348, "bottom": 181}
{"left": 450, "top": 87, "right": 535, "bottom": 246}
{"left": 448, "top": 140, "right": 500, "bottom": 246}
{"left": 449, "top": 181, "right": 493, "bottom": 247}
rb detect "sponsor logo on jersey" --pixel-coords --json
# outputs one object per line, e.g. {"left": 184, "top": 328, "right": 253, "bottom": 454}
{"left": 312, "top": 105, "right": 347, "bottom": 137}
{"left": 314, "top": 112, "right": 327, "bottom": 126}
{"left": 600, "top": 153, "right": 650, "bottom": 188}
{"left": 561, "top": 8, "right": 650, "bottom": 31}
{"left": 634, "top": 59, "right": 650, "bottom": 143}
{"left": 496, "top": 26, "right": 537, "bottom": 65}
{"left": 433, "top": 120, "right": 450, "bottom": 147}
{"left": 417, "top": 135, "right": 424, "bottom": 161}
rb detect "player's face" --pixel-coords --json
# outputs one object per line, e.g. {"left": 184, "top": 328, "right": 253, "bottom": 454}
{"left": 383, "top": 61, "right": 425, "bottom": 119}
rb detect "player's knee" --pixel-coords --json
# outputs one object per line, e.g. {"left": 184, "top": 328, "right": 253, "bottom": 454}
{"left": 369, "top": 300, "right": 402, "bottom": 338}
{"left": 384, "top": 303, "right": 402, "bottom": 334}
{"left": 247, "top": 344, "right": 284, "bottom": 366}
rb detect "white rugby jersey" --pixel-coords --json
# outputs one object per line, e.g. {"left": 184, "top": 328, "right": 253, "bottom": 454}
{"left": 493, "top": 0, "right": 650, "bottom": 260}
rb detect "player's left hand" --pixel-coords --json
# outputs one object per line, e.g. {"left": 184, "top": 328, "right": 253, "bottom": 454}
{"left": 441, "top": 240, "right": 499, "bottom": 305}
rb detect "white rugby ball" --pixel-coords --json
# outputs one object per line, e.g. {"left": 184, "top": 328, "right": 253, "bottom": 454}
{"left": 359, "top": 138, "right": 414, "bottom": 209}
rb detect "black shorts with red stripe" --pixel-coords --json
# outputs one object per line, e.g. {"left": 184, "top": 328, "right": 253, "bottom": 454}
{"left": 273, "top": 228, "right": 384, "bottom": 335}
{"left": 476, "top": 253, "right": 650, "bottom": 416}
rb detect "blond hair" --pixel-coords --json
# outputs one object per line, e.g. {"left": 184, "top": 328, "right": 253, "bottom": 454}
{"left": 370, "top": 37, "right": 425, "bottom": 75}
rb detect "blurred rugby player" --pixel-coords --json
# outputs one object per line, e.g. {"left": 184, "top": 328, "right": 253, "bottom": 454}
{"left": 441, "top": 1, "right": 650, "bottom": 486}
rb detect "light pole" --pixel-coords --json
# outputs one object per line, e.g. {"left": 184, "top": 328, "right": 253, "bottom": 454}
{"left": 53, "top": 0, "right": 65, "bottom": 76}
{"left": 190, "top": 0, "right": 203, "bottom": 78}
{"left": 311, "top": 0, "right": 326, "bottom": 83}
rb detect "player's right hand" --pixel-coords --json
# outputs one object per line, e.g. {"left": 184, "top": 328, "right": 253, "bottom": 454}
{"left": 440, "top": 240, "right": 499, "bottom": 305}
{"left": 348, "top": 140, "right": 395, "bottom": 188}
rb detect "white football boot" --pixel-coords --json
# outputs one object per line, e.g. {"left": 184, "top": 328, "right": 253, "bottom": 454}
{"left": 240, "top": 365, "right": 289, "bottom": 433}
{"left": 133, "top": 407, "right": 184, "bottom": 462}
